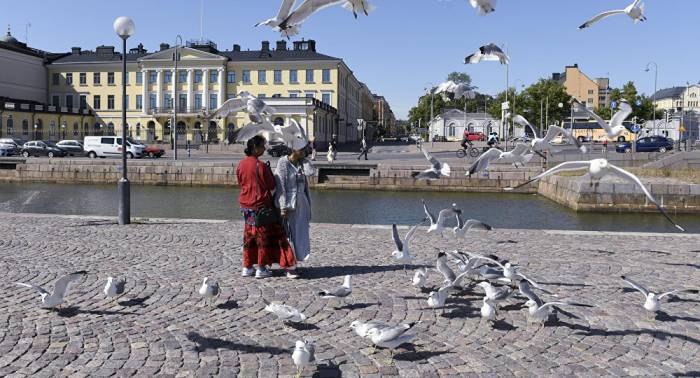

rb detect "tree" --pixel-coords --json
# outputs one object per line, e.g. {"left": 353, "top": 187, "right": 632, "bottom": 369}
{"left": 446, "top": 72, "right": 472, "bottom": 85}
{"left": 621, "top": 81, "right": 638, "bottom": 103}
{"left": 513, "top": 79, "right": 572, "bottom": 134}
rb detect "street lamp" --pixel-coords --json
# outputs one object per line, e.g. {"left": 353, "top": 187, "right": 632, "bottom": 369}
{"left": 61, "top": 122, "right": 66, "bottom": 139}
{"left": 424, "top": 82, "right": 435, "bottom": 147}
{"left": 173, "top": 35, "right": 182, "bottom": 160}
{"left": 645, "top": 62, "right": 658, "bottom": 135}
{"left": 33, "top": 124, "right": 37, "bottom": 140}
{"left": 114, "top": 16, "right": 135, "bottom": 226}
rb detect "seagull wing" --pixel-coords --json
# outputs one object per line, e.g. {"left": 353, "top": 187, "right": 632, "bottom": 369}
{"left": 518, "top": 280, "right": 544, "bottom": 308}
{"left": 305, "top": 342, "right": 316, "bottom": 362}
{"left": 434, "top": 81, "right": 456, "bottom": 95}
{"left": 466, "top": 253, "right": 504, "bottom": 270}
{"left": 213, "top": 97, "right": 246, "bottom": 118}
{"left": 621, "top": 276, "right": 650, "bottom": 298}
{"left": 463, "top": 219, "right": 492, "bottom": 231}
{"left": 464, "top": 48, "right": 482, "bottom": 64}
{"left": 404, "top": 221, "right": 422, "bottom": 244}
{"left": 510, "top": 143, "right": 531, "bottom": 157}
{"left": 391, "top": 224, "right": 403, "bottom": 251}
{"left": 578, "top": 9, "right": 626, "bottom": 29}
{"left": 436, "top": 208, "right": 456, "bottom": 228}
{"left": 515, "top": 272, "right": 554, "bottom": 295}
{"left": 15, "top": 282, "right": 50, "bottom": 296}
{"left": 481, "top": 43, "right": 509, "bottom": 64}
{"left": 422, "top": 199, "right": 436, "bottom": 224}
{"left": 52, "top": 271, "right": 87, "bottom": 300}
{"left": 608, "top": 164, "right": 685, "bottom": 231}
{"left": 658, "top": 288, "right": 699, "bottom": 300}
{"left": 541, "top": 126, "right": 566, "bottom": 144}
{"left": 610, "top": 101, "right": 633, "bottom": 127}
{"left": 236, "top": 122, "right": 278, "bottom": 142}
{"left": 277, "top": 0, "right": 297, "bottom": 20}
{"left": 420, "top": 145, "right": 441, "bottom": 169}
{"left": 282, "top": 0, "right": 344, "bottom": 27}
{"left": 574, "top": 100, "right": 613, "bottom": 134}
{"left": 375, "top": 323, "right": 414, "bottom": 342}
{"left": 467, "top": 148, "right": 502, "bottom": 176}
{"left": 505, "top": 160, "right": 590, "bottom": 191}
{"left": 513, "top": 115, "right": 538, "bottom": 138}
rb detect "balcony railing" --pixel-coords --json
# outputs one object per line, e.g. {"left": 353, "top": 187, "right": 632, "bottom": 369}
{"left": 148, "top": 106, "right": 210, "bottom": 115}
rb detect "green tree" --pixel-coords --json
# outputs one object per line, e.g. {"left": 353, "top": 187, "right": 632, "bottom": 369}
{"left": 512, "top": 79, "right": 572, "bottom": 134}
{"left": 621, "top": 81, "right": 638, "bottom": 103}
{"left": 408, "top": 73, "right": 489, "bottom": 127}
{"left": 446, "top": 72, "right": 472, "bottom": 85}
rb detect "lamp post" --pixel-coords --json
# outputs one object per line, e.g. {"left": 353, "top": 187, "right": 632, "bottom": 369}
{"left": 423, "top": 82, "right": 435, "bottom": 147}
{"left": 173, "top": 35, "right": 182, "bottom": 160}
{"left": 61, "top": 123, "right": 66, "bottom": 139}
{"left": 645, "top": 62, "right": 658, "bottom": 135}
{"left": 113, "top": 16, "right": 135, "bottom": 226}
{"left": 33, "top": 124, "right": 37, "bottom": 140}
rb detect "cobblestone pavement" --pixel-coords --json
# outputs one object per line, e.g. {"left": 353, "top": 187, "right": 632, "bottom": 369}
{"left": 1, "top": 213, "right": 699, "bottom": 377}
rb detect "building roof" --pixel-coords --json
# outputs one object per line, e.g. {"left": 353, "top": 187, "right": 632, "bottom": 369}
{"left": 652, "top": 87, "right": 685, "bottom": 100}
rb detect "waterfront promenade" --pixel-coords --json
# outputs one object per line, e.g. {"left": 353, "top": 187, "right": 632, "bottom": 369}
{"left": 1, "top": 213, "right": 699, "bottom": 377}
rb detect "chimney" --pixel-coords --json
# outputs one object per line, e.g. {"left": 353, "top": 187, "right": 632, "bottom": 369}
{"left": 95, "top": 45, "right": 115, "bottom": 55}
{"left": 308, "top": 40, "right": 316, "bottom": 52}
{"left": 261, "top": 41, "right": 270, "bottom": 51}
{"left": 276, "top": 40, "right": 287, "bottom": 51}
{"left": 233, "top": 44, "right": 241, "bottom": 52}
{"left": 71, "top": 47, "right": 81, "bottom": 55}
{"left": 159, "top": 43, "right": 170, "bottom": 51}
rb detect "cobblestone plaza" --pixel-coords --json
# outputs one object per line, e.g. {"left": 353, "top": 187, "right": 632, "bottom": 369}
{"left": 0, "top": 213, "right": 698, "bottom": 377}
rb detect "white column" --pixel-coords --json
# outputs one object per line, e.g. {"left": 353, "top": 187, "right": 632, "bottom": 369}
{"left": 202, "top": 69, "right": 209, "bottom": 110}
{"left": 187, "top": 69, "right": 194, "bottom": 111}
{"left": 156, "top": 69, "right": 163, "bottom": 109}
{"left": 142, "top": 69, "right": 149, "bottom": 114}
{"left": 217, "top": 67, "right": 225, "bottom": 109}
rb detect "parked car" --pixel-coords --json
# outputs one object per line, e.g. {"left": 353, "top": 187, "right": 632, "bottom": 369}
{"left": 399, "top": 136, "right": 409, "bottom": 143}
{"left": 56, "top": 140, "right": 85, "bottom": 156}
{"left": 465, "top": 131, "right": 485, "bottom": 142}
{"left": 20, "top": 140, "right": 67, "bottom": 158}
{"left": 144, "top": 145, "right": 165, "bottom": 158}
{"left": 408, "top": 134, "right": 422, "bottom": 143}
{"left": 267, "top": 141, "right": 290, "bottom": 157}
{"left": 0, "top": 144, "right": 13, "bottom": 157}
{"left": 616, "top": 136, "right": 673, "bottom": 153}
{"left": 0, "top": 138, "right": 25, "bottom": 155}
{"left": 83, "top": 136, "right": 144, "bottom": 158}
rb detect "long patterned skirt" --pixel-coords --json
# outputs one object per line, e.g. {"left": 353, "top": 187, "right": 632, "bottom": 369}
{"left": 242, "top": 209, "right": 296, "bottom": 269}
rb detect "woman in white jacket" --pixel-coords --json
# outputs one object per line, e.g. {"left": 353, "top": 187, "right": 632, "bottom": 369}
{"left": 274, "top": 142, "right": 314, "bottom": 264}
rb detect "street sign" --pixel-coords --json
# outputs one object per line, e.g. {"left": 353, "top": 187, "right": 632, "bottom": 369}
{"left": 611, "top": 101, "right": 617, "bottom": 109}
{"left": 680, "top": 125, "right": 686, "bottom": 133}
{"left": 501, "top": 101, "right": 510, "bottom": 110}
{"left": 636, "top": 99, "right": 642, "bottom": 106}
{"left": 416, "top": 128, "right": 428, "bottom": 133}
{"left": 631, "top": 125, "right": 640, "bottom": 133}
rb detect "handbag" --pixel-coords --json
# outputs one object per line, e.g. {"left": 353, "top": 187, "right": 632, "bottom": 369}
{"left": 253, "top": 160, "right": 281, "bottom": 227}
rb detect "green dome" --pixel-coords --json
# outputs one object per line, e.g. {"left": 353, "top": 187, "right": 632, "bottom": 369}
{"left": 1, "top": 26, "right": 19, "bottom": 44}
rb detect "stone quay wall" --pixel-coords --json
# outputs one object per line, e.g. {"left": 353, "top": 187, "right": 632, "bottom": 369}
{"left": 537, "top": 174, "right": 700, "bottom": 214}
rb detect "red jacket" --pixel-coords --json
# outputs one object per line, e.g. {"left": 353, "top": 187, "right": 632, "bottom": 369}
{"left": 237, "top": 156, "right": 276, "bottom": 210}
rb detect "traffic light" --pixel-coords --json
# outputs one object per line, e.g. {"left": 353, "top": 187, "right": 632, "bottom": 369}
{"left": 665, "top": 112, "right": 670, "bottom": 123}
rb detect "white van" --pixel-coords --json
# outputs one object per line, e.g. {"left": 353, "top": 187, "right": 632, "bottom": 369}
{"left": 83, "top": 136, "right": 144, "bottom": 158}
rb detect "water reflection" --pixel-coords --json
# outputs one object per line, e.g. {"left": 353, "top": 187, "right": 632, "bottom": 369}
{"left": 0, "top": 182, "right": 697, "bottom": 233}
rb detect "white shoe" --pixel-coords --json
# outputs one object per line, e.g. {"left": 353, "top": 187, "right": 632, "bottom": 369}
{"left": 241, "top": 267, "right": 255, "bottom": 277}
{"left": 255, "top": 268, "right": 272, "bottom": 279}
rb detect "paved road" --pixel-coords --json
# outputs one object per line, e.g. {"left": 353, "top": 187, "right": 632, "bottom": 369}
{"left": 1, "top": 213, "right": 698, "bottom": 377}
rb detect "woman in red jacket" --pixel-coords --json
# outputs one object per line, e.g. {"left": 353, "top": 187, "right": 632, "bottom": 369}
{"left": 237, "top": 136, "right": 297, "bottom": 279}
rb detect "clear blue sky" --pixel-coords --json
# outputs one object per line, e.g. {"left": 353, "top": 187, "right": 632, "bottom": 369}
{"left": 3, "top": 0, "right": 699, "bottom": 118}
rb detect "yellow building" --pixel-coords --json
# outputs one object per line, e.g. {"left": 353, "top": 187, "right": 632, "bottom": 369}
{"left": 552, "top": 64, "right": 610, "bottom": 109}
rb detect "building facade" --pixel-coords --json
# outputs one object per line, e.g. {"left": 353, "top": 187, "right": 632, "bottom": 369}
{"left": 1, "top": 31, "right": 385, "bottom": 145}
{"left": 652, "top": 85, "right": 700, "bottom": 114}
{"left": 552, "top": 64, "right": 609, "bottom": 109}
{"left": 372, "top": 95, "right": 396, "bottom": 137}
{"left": 430, "top": 109, "right": 497, "bottom": 141}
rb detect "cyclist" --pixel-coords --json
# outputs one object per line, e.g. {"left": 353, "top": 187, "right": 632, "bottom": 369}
{"left": 460, "top": 129, "right": 473, "bottom": 151}
{"left": 487, "top": 132, "right": 499, "bottom": 147}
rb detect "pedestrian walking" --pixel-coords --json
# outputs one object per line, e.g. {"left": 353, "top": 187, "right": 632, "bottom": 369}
{"left": 310, "top": 137, "right": 317, "bottom": 161}
{"left": 236, "top": 135, "right": 297, "bottom": 279}
{"left": 357, "top": 137, "right": 369, "bottom": 160}
{"left": 275, "top": 140, "right": 314, "bottom": 268}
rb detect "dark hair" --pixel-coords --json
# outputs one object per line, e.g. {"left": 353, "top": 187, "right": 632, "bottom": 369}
{"left": 244, "top": 135, "right": 266, "bottom": 156}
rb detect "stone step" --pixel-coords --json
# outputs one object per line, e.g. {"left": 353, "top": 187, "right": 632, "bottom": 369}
{"left": 324, "top": 175, "right": 370, "bottom": 184}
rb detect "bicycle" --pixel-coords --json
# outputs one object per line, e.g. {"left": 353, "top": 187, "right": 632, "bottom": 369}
{"left": 456, "top": 142, "right": 481, "bottom": 158}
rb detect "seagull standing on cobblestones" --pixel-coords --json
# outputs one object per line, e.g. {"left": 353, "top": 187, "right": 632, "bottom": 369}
{"left": 292, "top": 339, "right": 315, "bottom": 378}
{"left": 264, "top": 300, "right": 307, "bottom": 323}
{"left": 198, "top": 277, "right": 220, "bottom": 307}
{"left": 318, "top": 275, "right": 352, "bottom": 305}
{"left": 366, "top": 322, "right": 419, "bottom": 360}
{"left": 505, "top": 159, "right": 685, "bottom": 231}
{"left": 350, "top": 320, "right": 390, "bottom": 338}
{"left": 15, "top": 271, "right": 87, "bottom": 309}
{"left": 104, "top": 277, "right": 126, "bottom": 302}
{"left": 477, "top": 281, "right": 513, "bottom": 302}
{"left": 621, "top": 276, "right": 699, "bottom": 315}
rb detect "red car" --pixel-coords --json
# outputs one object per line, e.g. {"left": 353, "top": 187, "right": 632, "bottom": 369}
{"left": 144, "top": 145, "right": 165, "bottom": 158}
{"left": 465, "top": 131, "right": 485, "bottom": 141}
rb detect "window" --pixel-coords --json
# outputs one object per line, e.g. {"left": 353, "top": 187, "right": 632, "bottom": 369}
{"left": 272, "top": 94, "right": 282, "bottom": 98}
{"left": 149, "top": 71, "right": 157, "bottom": 84}
{"left": 79, "top": 73, "right": 86, "bottom": 85}
{"left": 101, "top": 137, "right": 115, "bottom": 144}
{"left": 6, "top": 115, "right": 13, "bottom": 135}
{"left": 80, "top": 95, "right": 87, "bottom": 109}
{"left": 136, "top": 71, "right": 143, "bottom": 85}
{"left": 124, "top": 95, "right": 129, "bottom": 110}
{"left": 258, "top": 70, "right": 266, "bottom": 84}
{"left": 194, "top": 70, "right": 203, "bottom": 83}
{"left": 322, "top": 93, "right": 331, "bottom": 105}
{"left": 274, "top": 70, "right": 282, "bottom": 84}
{"left": 107, "top": 95, "right": 115, "bottom": 110}
{"left": 164, "top": 70, "right": 172, "bottom": 84}
{"left": 179, "top": 70, "right": 187, "bottom": 83}
{"left": 93, "top": 95, "right": 101, "bottom": 109}
{"left": 290, "top": 93, "right": 298, "bottom": 98}
{"left": 66, "top": 73, "right": 73, "bottom": 85}
{"left": 290, "top": 69, "right": 298, "bottom": 84}
{"left": 149, "top": 94, "right": 157, "bottom": 109}
{"left": 322, "top": 69, "right": 331, "bottom": 83}
{"left": 52, "top": 73, "right": 60, "bottom": 85}
{"left": 227, "top": 93, "right": 236, "bottom": 100}
{"left": 179, "top": 94, "right": 187, "bottom": 110}
{"left": 305, "top": 93, "right": 314, "bottom": 98}
{"left": 52, "top": 96, "right": 60, "bottom": 107}
{"left": 164, "top": 94, "right": 172, "bottom": 109}
{"left": 588, "top": 98, "right": 594, "bottom": 104}
{"left": 66, "top": 95, "right": 73, "bottom": 108}
{"left": 242, "top": 70, "right": 251, "bottom": 84}
{"left": 209, "top": 94, "right": 218, "bottom": 110}
{"left": 194, "top": 93, "right": 202, "bottom": 109}
{"left": 93, "top": 72, "right": 101, "bottom": 85}
{"left": 306, "top": 69, "right": 314, "bottom": 83}
{"left": 588, "top": 89, "right": 594, "bottom": 95}
{"left": 258, "top": 94, "right": 267, "bottom": 98}
{"left": 108, "top": 72, "right": 115, "bottom": 85}
{"left": 136, "top": 95, "right": 143, "bottom": 110}
{"left": 210, "top": 70, "right": 218, "bottom": 83}
{"left": 227, "top": 71, "right": 236, "bottom": 83}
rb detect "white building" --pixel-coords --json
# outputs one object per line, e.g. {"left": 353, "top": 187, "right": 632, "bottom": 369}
{"left": 0, "top": 28, "right": 50, "bottom": 103}
{"left": 429, "top": 109, "right": 498, "bottom": 141}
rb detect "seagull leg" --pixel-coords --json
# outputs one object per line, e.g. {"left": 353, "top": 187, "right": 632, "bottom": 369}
{"left": 295, "top": 366, "right": 302, "bottom": 378}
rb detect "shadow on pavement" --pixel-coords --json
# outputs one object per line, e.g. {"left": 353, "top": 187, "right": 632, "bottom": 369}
{"left": 217, "top": 299, "right": 239, "bottom": 310}
{"left": 187, "top": 331, "right": 289, "bottom": 355}
{"left": 299, "top": 265, "right": 423, "bottom": 280}
{"left": 55, "top": 306, "right": 133, "bottom": 318}
{"left": 119, "top": 296, "right": 151, "bottom": 307}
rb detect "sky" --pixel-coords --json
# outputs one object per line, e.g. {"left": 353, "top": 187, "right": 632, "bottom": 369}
{"left": 2, "top": 0, "right": 699, "bottom": 119}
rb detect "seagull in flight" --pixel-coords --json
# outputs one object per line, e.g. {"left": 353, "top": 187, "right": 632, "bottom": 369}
{"left": 342, "top": 0, "right": 375, "bottom": 18}
{"left": 469, "top": 0, "right": 496, "bottom": 15}
{"left": 236, "top": 118, "right": 308, "bottom": 149}
{"left": 573, "top": 99, "right": 632, "bottom": 140}
{"left": 255, "top": 0, "right": 296, "bottom": 30}
{"left": 469, "top": 254, "right": 551, "bottom": 293}
{"left": 423, "top": 200, "right": 459, "bottom": 235}
{"left": 277, "top": 0, "right": 347, "bottom": 38}
{"left": 391, "top": 222, "right": 421, "bottom": 267}
{"left": 15, "top": 271, "right": 87, "bottom": 309}
{"left": 216, "top": 92, "right": 276, "bottom": 124}
{"left": 453, "top": 207, "right": 492, "bottom": 239}
{"left": 465, "top": 43, "right": 509, "bottom": 65}
{"left": 579, "top": 0, "right": 646, "bottom": 29}
{"left": 505, "top": 159, "right": 685, "bottom": 231}
{"left": 621, "top": 276, "right": 699, "bottom": 314}
{"left": 413, "top": 145, "right": 451, "bottom": 180}
{"left": 412, "top": 267, "right": 429, "bottom": 288}
{"left": 512, "top": 114, "right": 586, "bottom": 154}
{"left": 434, "top": 80, "right": 476, "bottom": 102}
{"left": 466, "top": 144, "right": 534, "bottom": 177}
